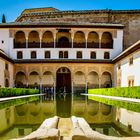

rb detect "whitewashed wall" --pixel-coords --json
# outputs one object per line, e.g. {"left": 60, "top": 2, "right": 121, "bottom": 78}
{"left": 115, "top": 50, "right": 140, "bottom": 87}
{"left": 116, "top": 108, "right": 140, "bottom": 132}
{"left": 4, "top": 29, "right": 123, "bottom": 60}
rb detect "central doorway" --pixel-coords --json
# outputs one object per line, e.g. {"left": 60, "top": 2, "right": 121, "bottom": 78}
{"left": 56, "top": 67, "right": 71, "bottom": 93}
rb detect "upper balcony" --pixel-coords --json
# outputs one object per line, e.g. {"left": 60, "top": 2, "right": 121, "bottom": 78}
{"left": 13, "top": 30, "right": 114, "bottom": 49}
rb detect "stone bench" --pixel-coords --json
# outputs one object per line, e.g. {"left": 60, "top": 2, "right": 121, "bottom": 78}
{"left": 12, "top": 116, "right": 60, "bottom": 140}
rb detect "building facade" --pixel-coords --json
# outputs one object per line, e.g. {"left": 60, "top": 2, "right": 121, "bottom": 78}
{"left": 0, "top": 7, "right": 140, "bottom": 93}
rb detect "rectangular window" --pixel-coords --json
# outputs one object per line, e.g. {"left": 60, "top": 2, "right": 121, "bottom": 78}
{"left": 45, "top": 51, "right": 50, "bottom": 58}
{"left": 64, "top": 51, "right": 68, "bottom": 58}
{"left": 129, "top": 57, "right": 133, "bottom": 65}
{"left": 90, "top": 51, "right": 96, "bottom": 59}
{"left": 77, "top": 51, "right": 82, "bottom": 59}
{"left": 59, "top": 51, "right": 68, "bottom": 58}
{"left": 118, "top": 64, "right": 121, "bottom": 70}
{"left": 31, "top": 51, "right": 36, "bottom": 59}
{"left": 5, "top": 63, "right": 8, "bottom": 70}
{"left": 59, "top": 51, "right": 63, "bottom": 58}
{"left": 104, "top": 52, "right": 110, "bottom": 59}
{"left": 17, "top": 51, "right": 23, "bottom": 59}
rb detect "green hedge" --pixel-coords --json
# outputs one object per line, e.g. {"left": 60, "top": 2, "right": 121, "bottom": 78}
{"left": 88, "top": 86, "right": 140, "bottom": 99}
{"left": 88, "top": 96, "right": 140, "bottom": 113}
{"left": 0, "top": 88, "right": 39, "bottom": 98}
{"left": 0, "top": 96, "right": 39, "bottom": 109}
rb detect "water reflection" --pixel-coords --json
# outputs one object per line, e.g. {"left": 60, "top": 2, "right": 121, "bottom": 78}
{"left": 0, "top": 94, "right": 140, "bottom": 139}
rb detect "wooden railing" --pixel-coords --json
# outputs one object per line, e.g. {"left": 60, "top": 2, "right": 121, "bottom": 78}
{"left": 28, "top": 42, "right": 40, "bottom": 48}
{"left": 42, "top": 42, "right": 54, "bottom": 48}
{"left": 14, "top": 42, "right": 26, "bottom": 48}
{"left": 73, "top": 42, "right": 86, "bottom": 48}
{"left": 87, "top": 42, "right": 99, "bottom": 48}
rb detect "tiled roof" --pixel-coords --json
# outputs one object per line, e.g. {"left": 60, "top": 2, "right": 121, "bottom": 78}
{"left": 113, "top": 40, "right": 140, "bottom": 63}
{"left": 0, "top": 49, "right": 14, "bottom": 63}
{"left": 0, "top": 21, "right": 124, "bottom": 28}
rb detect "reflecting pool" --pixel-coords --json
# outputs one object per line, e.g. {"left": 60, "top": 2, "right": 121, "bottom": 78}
{"left": 0, "top": 94, "right": 140, "bottom": 139}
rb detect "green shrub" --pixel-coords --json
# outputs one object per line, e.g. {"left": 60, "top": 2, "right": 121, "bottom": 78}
{"left": 88, "top": 86, "right": 140, "bottom": 99}
{"left": 88, "top": 96, "right": 140, "bottom": 113}
{"left": 0, "top": 88, "right": 39, "bottom": 98}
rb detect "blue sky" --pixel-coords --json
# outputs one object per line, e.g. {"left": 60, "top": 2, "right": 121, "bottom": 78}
{"left": 0, "top": 0, "right": 140, "bottom": 22}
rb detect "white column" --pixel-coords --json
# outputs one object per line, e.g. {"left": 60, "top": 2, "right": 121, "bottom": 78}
{"left": 53, "top": 78, "right": 56, "bottom": 100}
{"left": 26, "top": 38, "right": 28, "bottom": 48}
{"left": 99, "top": 32, "right": 102, "bottom": 48}
{"left": 72, "top": 80, "right": 74, "bottom": 94}
{"left": 85, "top": 81, "right": 88, "bottom": 93}
{"left": 70, "top": 30, "right": 75, "bottom": 48}
{"left": 53, "top": 30, "right": 57, "bottom": 48}
{"left": 40, "top": 77, "right": 42, "bottom": 94}
{"left": 39, "top": 31, "right": 42, "bottom": 48}
{"left": 25, "top": 32, "right": 29, "bottom": 48}
{"left": 85, "top": 31, "right": 89, "bottom": 48}
{"left": 26, "top": 75, "right": 29, "bottom": 88}
{"left": 99, "top": 76, "right": 101, "bottom": 88}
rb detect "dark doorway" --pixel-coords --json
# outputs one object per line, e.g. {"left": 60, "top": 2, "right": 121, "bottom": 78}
{"left": 56, "top": 67, "right": 71, "bottom": 93}
{"left": 57, "top": 37, "right": 70, "bottom": 48}
{"left": 5, "top": 79, "right": 9, "bottom": 87}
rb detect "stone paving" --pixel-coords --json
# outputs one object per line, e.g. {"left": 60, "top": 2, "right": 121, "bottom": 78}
{"left": 58, "top": 118, "right": 72, "bottom": 140}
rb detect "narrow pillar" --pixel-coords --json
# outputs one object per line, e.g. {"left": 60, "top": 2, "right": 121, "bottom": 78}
{"left": 99, "top": 32, "right": 102, "bottom": 48}
{"left": 25, "top": 32, "right": 29, "bottom": 48}
{"left": 72, "top": 80, "right": 74, "bottom": 94}
{"left": 99, "top": 77, "right": 101, "bottom": 88}
{"left": 53, "top": 78, "right": 56, "bottom": 100}
{"left": 53, "top": 30, "right": 57, "bottom": 48}
{"left": 26, "top": 38, "right": 28, "bottom": 48}
{"left": 39, "top": 31, "right": 42, "bottom": 48}
{"left": 40, "top": 77, "right": 42, "bottom": 94}
{"left": 70, "top": 30, "right": 74, "bottom": 48}
{"left": 85, "top": 81, "right": 88, "bottom": 94}
{"left": 85, "top": 32, "right": 88, "bottom": 48}
{"left": 40, "top": 38, "right": 42, "bottom": 48}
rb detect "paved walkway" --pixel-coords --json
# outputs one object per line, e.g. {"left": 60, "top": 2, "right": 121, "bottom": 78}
{"left": 0, "top": 94, "right": 44, "bottom": 102}
{"left": 82, "top": 94, "right": 140, "bottom": 103}
{"left": 58, "top": 118, "right": 72, "bottom": 139}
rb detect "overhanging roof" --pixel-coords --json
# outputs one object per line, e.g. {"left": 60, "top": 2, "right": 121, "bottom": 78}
{"left": 113, "top": 40, "right": 140, "bottom": 63}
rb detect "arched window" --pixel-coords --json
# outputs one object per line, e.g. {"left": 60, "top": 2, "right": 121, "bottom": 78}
{"left": 45, "top": 51, "right": 50, "bottom": 58}
{"left": 28, "top": 31, "right": 40, "bottom": 48}
{"left": 57, "top": 37, "right": 70, "bottom": 48}
{"left": 87, "top": 32, "right": 99, "bottom": 48}
{"left": 104, "top": 52, "right": 110, "bottom": 59}
{"left": 90, "top": 51, "right": 96, "bottom": 59}
{"left": 17, "top": 51, "right": 23, "bottom": 59}
{"left": 101, "top": 32, "right": 113, "bottom": 49}
{"left": 77, "top": 51, "right": 82, "bottom": 59}
{"left": 74, "top": 31, "right": 85, "bottom": 48}
{"left": 14, "top": 31, "right": 26, "bottom": 48}
{"left": 31, "top": 51, "right": 37, "bottom": 59}
{"left": 42, "top": 31, "right": 54, "bottom": 48}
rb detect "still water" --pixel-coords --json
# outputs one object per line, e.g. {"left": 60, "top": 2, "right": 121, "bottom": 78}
{"left": 0, "top": 93, "right": 140, "bottom": 139}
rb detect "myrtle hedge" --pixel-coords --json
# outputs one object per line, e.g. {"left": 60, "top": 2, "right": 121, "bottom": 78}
{"left": 0, "top": 88, "right": 39, "bottom": 97}
{"left": 88, "top": 86, "right": 140, "bottom": 99}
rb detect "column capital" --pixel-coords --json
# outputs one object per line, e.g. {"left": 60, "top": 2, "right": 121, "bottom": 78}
{"left": 52, "top": 30, "right": 58, "bottom": 39}
{"left": 25, "top": 32, "right": 29, "bottom": 40}
{"left": 84, "top": 31, "right": 89, "bottom": 40}
{"left": 69, "top": 30, "right": 75, "bottom": 40}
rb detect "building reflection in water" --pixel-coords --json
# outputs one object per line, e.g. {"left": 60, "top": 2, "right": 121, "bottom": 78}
{"left": 0, "top": 94, "right": 134, "bottom": 139}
